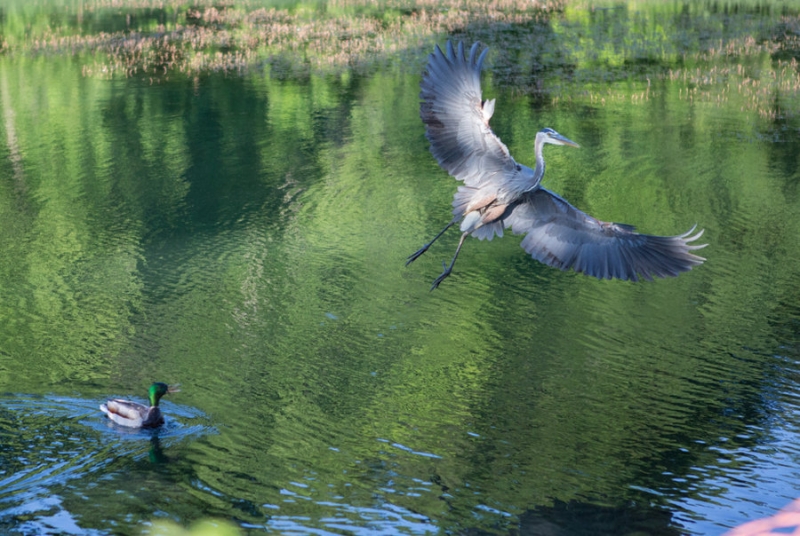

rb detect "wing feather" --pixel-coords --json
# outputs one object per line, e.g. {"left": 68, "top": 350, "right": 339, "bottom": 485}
{"left": 103, "top": 399, "right": 148, "bottom": 420}
{"left": 505, "top": 188, "right": 706, "bottom": 281}
{"left": 420, "top": 41, "right": 522, "bottom": 190}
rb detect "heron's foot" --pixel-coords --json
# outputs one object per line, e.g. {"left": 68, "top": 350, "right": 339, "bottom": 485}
{"left": 406, "top": 244, "right": 430, "bottom": 266}
{"left": 430, "top": 261, "right": 453, "bottom": 291}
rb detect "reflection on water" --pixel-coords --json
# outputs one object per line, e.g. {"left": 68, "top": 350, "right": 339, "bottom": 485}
{"left": 0, "top": 1, "right": 800, "bottom": 535}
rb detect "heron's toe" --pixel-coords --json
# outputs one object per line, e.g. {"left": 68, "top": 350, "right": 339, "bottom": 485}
{"left": 429, "top": 263, "right": 453, "bottom": 291}
{"left": 406, "top": 245, "right": 429, "bottom": 266}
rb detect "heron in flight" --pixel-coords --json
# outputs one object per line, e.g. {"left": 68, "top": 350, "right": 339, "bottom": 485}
{"left": 407, "top": 41, "right": 706, "bottom": 290}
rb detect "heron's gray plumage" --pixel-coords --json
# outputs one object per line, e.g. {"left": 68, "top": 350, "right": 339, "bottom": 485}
{"left": 409, "top": 40, "right": 706, "bottom": 289}
{"left": 503, "top": 189, "right": 706, "bottom": 281}
{"left": 420, "top": 42, "right": 526, "bottom": 199}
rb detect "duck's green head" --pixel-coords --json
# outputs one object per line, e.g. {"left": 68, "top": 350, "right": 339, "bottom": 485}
{"left": 148, "top": 382, "right": 180, "bottom": 407}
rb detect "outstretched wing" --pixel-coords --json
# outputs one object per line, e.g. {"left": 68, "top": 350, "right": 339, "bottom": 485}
{"left": 504, "top": 188, "right": 707, "bottom": 281}
{"left": 420, "top": 41, "right": 522, "bottom": 188}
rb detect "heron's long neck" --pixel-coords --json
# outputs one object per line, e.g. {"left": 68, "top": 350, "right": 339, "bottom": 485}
{"left": 532, "top": 136, "right": 546, "bottom": 187}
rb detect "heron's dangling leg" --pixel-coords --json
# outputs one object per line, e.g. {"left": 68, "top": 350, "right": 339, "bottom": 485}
{"left": 430, "top": 231, "right": 469, "bottom": 291}
{"left": 406, "top": 217, "right": 459, "bottom": 266}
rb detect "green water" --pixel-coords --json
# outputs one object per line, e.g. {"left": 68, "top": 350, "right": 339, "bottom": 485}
{"left": 1, "top": 1, "right": 800, "bottom": 534}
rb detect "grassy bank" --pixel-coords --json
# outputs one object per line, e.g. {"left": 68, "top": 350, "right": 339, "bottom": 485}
{"left": 2, "top": 0, "right": 800, "bottom": 118}
{"left": 0, "top": 0, "right": 565, "bottom": 78}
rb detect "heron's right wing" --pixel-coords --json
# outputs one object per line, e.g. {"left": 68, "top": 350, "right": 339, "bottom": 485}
{"left": 420, "top": 41, "right": 521, "bottom": 188}
{"left": 504, "top": 188, "right": 707, "bottom": 281}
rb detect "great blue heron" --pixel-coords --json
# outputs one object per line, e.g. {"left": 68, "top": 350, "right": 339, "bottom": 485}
{"left": 407, "top": 41, "right": 706, "bottom": 290}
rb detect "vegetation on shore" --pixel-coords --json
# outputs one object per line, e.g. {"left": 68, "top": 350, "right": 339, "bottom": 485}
{"left": 0, "top": 0, "right": 565, "bottom": 78}
{"left": 1, "top": 0, "right": 799, "bottom": 118}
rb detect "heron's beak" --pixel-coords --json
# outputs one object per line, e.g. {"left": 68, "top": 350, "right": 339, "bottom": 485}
{"left": 553, "top": 133, "right": 580, "bottom": 148}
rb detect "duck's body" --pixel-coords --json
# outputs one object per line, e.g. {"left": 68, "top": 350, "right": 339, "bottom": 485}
{"left": 100, "top": 399, "right": 164, "bottom": 428}
{"left": 100, "top": 382, "right": 179, "bottom": 428}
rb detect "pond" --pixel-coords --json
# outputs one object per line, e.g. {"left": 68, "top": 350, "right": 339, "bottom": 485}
{"left": 1, "top": 0, "right": 800, "bottom": 534}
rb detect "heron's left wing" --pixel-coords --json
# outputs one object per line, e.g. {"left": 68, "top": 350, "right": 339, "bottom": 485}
{"left": 420, "top": 41, "right": 522, "bottom": 189}
{"left": 504, "top": 188, "right": 706, "bottom": 281}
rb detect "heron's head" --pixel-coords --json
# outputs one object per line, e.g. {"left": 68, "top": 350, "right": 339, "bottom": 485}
{"left": 538, "top": 128, "right": 580, "bottom": 148}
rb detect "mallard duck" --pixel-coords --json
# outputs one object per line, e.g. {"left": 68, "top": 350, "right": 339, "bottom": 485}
{"left": 100, "top": 382, "right": 180, "bottom": 428}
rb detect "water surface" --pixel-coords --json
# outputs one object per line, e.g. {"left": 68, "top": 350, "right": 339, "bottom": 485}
{"left": 1, "top": 1, "right": 800, "bottom": 534}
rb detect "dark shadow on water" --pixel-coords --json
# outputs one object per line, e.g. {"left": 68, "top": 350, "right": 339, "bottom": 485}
{"left": 517, "top": 500, "right": 681, "bottom": 536}
{"left": 462, "top": 499, "right": 681, "bottom": 536}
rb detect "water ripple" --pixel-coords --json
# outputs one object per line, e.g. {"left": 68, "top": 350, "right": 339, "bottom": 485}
{"left": 0, "top": 393, "right": 211, "bottom": 533}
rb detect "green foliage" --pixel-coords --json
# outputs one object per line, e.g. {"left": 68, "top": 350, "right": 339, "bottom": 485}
{"left": 148, "top": 519, "right": 241, "bottom": 536}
